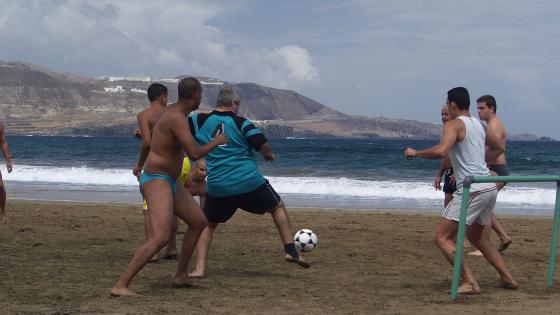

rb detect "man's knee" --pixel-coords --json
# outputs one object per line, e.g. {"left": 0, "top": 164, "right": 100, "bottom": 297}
{"left": 190, "top": 215, "right": 208, "bottom": 231}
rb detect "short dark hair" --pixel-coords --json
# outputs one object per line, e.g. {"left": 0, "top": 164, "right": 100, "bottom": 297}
{"left": 147, "top": 83, "right": 167, "bottom": 102}
{"left": 178, "top": 77, "right": 202, "bottom": 100}
{"left": 477, "top": 95, "right": 497, "bottom": 113}
{"left": 447, "top": 87, "right": 470, "bottom": 110}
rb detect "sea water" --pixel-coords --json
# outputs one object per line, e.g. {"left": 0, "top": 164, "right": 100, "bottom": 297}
{"left": 3, "top": 136, "right": 559, "bottom": 215}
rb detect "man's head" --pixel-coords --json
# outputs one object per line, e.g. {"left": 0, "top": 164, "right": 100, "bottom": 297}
{"left": 178, "top": 77, "right": 203, "bottom": 109}
{"left": 216, "top": 86, "right": 240, "bottom": 113}
{"left": 476, "top": 95, "right": 497, "bottom": 121}
{"left": 441, "top": 104, "right": 451, "bottom": 125}
{"left": 446, "top": 87, "right": 470, "bottom": 117}
{"left": 147, "top": 83, "right": 168, "bottom": 105}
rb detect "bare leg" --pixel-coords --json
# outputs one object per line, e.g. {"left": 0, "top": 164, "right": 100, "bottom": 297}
{"left": 270, "top": 203, "right": 310, "bottom": 268}
{"left": 466, "top": 222, "right": 518, "bottom": 289}
{"left": 434, "top": 218, "right": 480, "bottom": 294}
{"left": 491, "top": 214, "right": 512, "bottom": 252}
{"left": 164, "top": 216, "right": 179, "bottom": 258}
{"left": 0, "top": 175, "right": 6, "bottom": 223}
{"left": 143, "top": 212, "right": 159, "bottom": 262}
{"left": 189, "top": 222, "right": 218, "bottom": 278}
{"left": 173, "top": 185, "right": 208, "bottom": 287}
{"left": 111, "top": 180, "right": 174, "bottom": 297}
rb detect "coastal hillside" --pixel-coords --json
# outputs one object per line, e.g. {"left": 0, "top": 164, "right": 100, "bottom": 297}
{"left": 0, "top": 61, "right": 549, "bottom": 140}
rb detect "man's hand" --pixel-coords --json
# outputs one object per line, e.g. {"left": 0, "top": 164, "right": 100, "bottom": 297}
{"left": 404, "top": 148, "right": 417, "bottom": 159}
{"left": 133, "top": 128, "right": 142, "bottom": 139}
{"left": 214, "top": 133, "right": 228, "bottom": 146}
{"left": 6, "top": 160, "right": 12, "bottom": 173}
{"left": 264, "top": 153, "right": 276, "bottom": 161}
{"left": 434, "top": 176, "right": 442, "bottom": 190}
{"left": 133, "top": 164, "right": 142, "bottom": 178}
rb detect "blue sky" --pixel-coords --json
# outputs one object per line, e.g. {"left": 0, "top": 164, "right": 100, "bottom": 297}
{"left": 1, "top": 0, "right": 558, "bottom": 138}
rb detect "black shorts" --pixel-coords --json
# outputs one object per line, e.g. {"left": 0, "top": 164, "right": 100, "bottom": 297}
{"left": 443, "top": 168, "right": 457, "bottom": 194}
{"left": 489, "top": 164, "right": 510, "bottom": 186}
{"left": 204, "top": 179, "right": 282, "bottom": 223}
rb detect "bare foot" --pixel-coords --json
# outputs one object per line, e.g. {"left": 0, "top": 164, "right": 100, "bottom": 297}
{"left": 188, "top": 269, "right": 205, "bottom": 278}
{"left": 0, "top": 212, "right": 6, "bottom": 224}
{"left": 495, "top": 279, "right": 519, "bottom": 290}
{"left": 172, "top": 275, "right": 195, "bottom": 288}
{"left": 163, "top": 250, "right": 178, "bottom": 260}
{"left": 467, "top": 249, "right": 484, "bottom": 257}
{"left": 457, "top": 282, "right": 481, "bottom": 294}
{"left": 285, "top": 254, "right": 310, "bottom": 269}
{"left": 110, "top": 287, "right": 142, "bottom": 297}
{"left": 498, "top": 239, "right": 512, "bottom": 252}
{"left": 148, "top": 254, "right": 159, "bottom": 263}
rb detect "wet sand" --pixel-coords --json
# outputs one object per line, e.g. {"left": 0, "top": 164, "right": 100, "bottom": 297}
{"left": 1, "top": 200, "right": 560, "bottom": 314}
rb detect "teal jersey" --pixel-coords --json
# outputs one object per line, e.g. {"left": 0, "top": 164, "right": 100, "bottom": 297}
{"left": 189, "top": 111, "right": 267, "bottom": 197}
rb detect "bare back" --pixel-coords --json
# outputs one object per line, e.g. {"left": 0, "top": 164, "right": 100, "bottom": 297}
{"left": 486, "top": 116, "right": 507, "bottom": 166}
{"left": 138, "top": 105, "right": 166, "bottom": 138}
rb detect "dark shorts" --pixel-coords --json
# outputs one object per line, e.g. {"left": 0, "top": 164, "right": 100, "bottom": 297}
{"left": 443, "top": 168, "right": 457, "bottom": 194}
{"left": 204, "top": 179, "right": 282, "bottom": 223}
{"left": 489, "top": 164, "right": 510, "bottom": 186}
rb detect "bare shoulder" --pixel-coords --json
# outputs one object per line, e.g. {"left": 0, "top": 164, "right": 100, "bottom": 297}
{"left": 487, "top": 116, "right": 506, "bottom": 135}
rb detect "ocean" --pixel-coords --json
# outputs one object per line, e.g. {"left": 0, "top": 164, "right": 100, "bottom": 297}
{"left": 3, "top": 136, "right": 559, "bottom": 216}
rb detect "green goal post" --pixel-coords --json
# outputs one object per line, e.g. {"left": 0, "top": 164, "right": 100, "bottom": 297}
{"left": 451, "top": 175, "right": 560, "bottom": 301}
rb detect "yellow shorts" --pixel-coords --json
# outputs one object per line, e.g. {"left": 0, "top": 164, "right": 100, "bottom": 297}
{"left": 142, "top": 157, "right": 191, "bottom": 213}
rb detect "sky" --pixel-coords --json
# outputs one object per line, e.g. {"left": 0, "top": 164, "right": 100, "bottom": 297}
{"left": 0, "top": 0, "right": 559, "bottom": 138}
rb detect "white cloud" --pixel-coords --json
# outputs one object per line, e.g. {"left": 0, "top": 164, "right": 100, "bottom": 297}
{"left": 276, "top": 45, "right": 319, "bottom": 82}
{"left": 0, "top": 0, "right": 320, "bottom": 90}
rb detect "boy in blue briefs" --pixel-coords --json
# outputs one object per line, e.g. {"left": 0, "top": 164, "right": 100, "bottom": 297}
{"left": 187, "top": 86, "right": 309, "bottom": 279}
{"left": 111, "top": 78, "right": 227, "bottom": 297}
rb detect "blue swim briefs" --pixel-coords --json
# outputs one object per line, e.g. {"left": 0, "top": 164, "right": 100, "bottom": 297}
{"left": 139, "top": 172, "right": 178, "bottom": 195}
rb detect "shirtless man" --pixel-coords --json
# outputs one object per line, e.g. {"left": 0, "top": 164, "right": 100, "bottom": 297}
{"left": 0, "top": 121, "right": 13, "bottom": 223}
{"left": 111, "top": 78, "right": 227, "bottom": 297}
{"left": 476, "top": 95, "right": 512, "bottom": 252}
{"left": 405, "top": 87, "right": 517, "bottom": 294}
{"left": 133, "top": 83, "right": 179, "bottom": 261}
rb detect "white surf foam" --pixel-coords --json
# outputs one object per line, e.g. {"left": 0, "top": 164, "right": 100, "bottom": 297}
{"left": 3, "top": 165, "right": 556, "bottom": 206}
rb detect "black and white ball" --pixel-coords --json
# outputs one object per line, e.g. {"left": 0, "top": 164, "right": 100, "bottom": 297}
{"left": 294, "top": 229, "right": 318, "bottom": 252}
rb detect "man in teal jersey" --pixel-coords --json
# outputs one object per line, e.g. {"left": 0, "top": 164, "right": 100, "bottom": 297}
{"left": 187, "top": 86, "right": 309, "bottom": 278}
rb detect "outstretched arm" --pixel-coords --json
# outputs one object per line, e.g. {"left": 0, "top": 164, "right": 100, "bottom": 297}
{"left": 405, "top": 120, "right": 460, "bottom": 159}
{"left": 0, "top": 123, "right": 13, "bottom": 173}
{"left": 174, "top": 116, "right": 227, "bottom": 160}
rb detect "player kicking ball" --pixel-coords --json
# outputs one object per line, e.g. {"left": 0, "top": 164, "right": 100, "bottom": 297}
{"left": 187, "top": 86, "right": 309, "bottom": 278}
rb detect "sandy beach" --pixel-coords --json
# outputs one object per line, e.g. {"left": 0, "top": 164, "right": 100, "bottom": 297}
{"left": 1, "top": 200, "right": 560, "bottom": 314}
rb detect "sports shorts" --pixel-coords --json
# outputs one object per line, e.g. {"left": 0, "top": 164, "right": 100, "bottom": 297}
{"left": 489, "top": 164, "right": 510, "bottom": 186}
{"left": 204, "top": 179, "right": 282, "bottom": 223}
{"left": 442, "top": 183, "right": 498, "bottom": 226}
{"left": 442, "top": 168, "right": 457, "bottom": 194}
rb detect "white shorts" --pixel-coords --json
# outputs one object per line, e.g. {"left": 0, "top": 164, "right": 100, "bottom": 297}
{"left": 442, "top": 183, "right": 498, "bottom": 226}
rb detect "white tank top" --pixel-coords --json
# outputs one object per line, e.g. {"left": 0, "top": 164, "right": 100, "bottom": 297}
{"left": 450, "top": 116, "right": 490, "bottom": 189}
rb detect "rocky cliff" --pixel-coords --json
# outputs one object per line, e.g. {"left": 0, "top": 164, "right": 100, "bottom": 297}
{"left": 0, "top": 61, "right": 548, "bottom": 140}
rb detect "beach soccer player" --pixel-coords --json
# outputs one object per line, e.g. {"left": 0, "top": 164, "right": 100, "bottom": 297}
{"left": 405, "top": 87, "right": 518, "bottom": 294}
{"left": 111, "top": 78, "right": 227, "bottom": 297}
{"left": 0, "top": 121, "right": 13, "bottom": 223}
{"left": 187, "top": 86, "right": 309, "bottom": 279}
{"left": 434, "top": 104, "right": 456, "bottom": 207}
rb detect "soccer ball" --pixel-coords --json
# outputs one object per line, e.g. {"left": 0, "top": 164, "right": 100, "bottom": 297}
{"left": 294, "top": 229, "right": 318, "bottom": 252}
